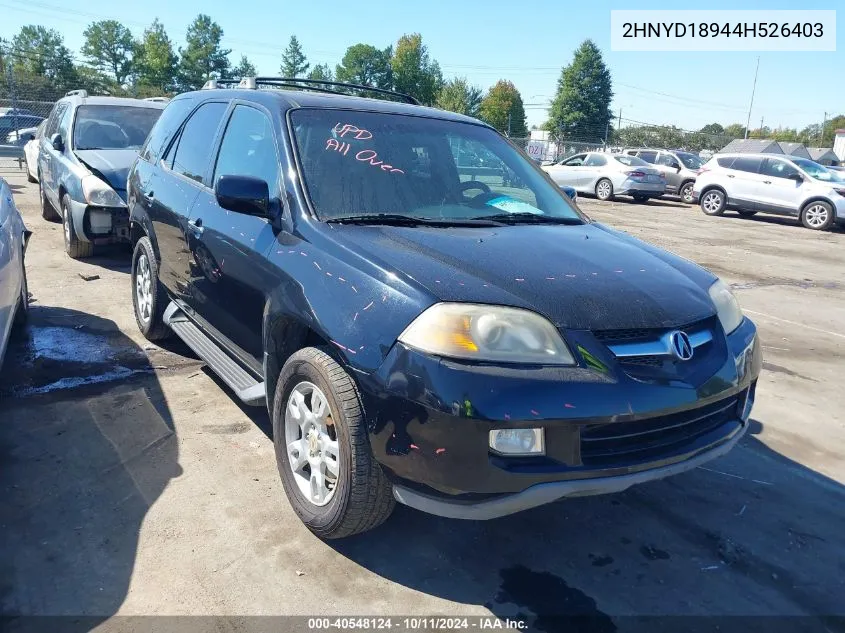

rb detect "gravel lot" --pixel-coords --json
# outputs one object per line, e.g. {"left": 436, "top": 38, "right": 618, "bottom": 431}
{"left": 1, "top": 167, "right": 844, "bottom": 631}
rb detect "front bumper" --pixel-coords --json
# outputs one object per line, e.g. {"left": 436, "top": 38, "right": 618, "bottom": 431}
{"left": 68, "top": 198, "right": 130, "bottom": 244}
{"left": 360, "top": 317, "right": 760, "bottom": 519}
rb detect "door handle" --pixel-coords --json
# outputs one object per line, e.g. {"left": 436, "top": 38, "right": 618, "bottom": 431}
{"left": 727, "top": 174, "right": 735, "bottom": 178}
{"left": 188, "top": 217, "right": 204, "bottom": 236}
{"left": 763, "top": 180, "right": 771, "bottom": 184}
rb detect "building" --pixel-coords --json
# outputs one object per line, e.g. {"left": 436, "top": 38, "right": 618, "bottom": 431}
{"left": 834, "top": 130, "right": 845, "bottom": 162}
{"left": 777, "top": 142, "right": 812, "bottom": 159}
{"left": 807, "top": 148, "right": 840, "bottom": 166}
{"left": 718, "top": 139, "right": 783, "bottom": 154}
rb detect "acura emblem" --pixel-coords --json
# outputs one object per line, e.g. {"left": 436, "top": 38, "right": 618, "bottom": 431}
{"left": 669, "top": 330, "right": 694, "bottom": 361}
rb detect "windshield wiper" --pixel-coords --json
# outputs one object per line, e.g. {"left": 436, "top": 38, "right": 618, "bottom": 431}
{"left": 470, "top": 212, "right": 582, "bottom": 225}
{"left": 326, "top": 214, "right": 501, "bottom": 227}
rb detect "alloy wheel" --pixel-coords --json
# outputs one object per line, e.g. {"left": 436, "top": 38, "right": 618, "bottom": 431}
{"left": 804, "top": 204, "right": 829, "bottom": 229}
{"left": 135, "top": 252, "right": 153, "bottom": 323}
{"left": 596, "top": 180, "right": 612, "bottom": 200}
{"left": 681, "top": 183, "right": 694, "bottom": 203}
{"left": 284, "top": 381, "right": 340, "bottom": 507}
{"left": 702, "top": 192, "right": 722, "bottom": 213}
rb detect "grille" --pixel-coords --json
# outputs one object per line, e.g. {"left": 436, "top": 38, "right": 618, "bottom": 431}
{"left": 580, "top": 394, "right": 741, "bottom": 467}
{"left": 592, "top": 328, "right": 655, "bottom": 343}
{"left": 619, "top": 355, "right": 662, "bottom": 367}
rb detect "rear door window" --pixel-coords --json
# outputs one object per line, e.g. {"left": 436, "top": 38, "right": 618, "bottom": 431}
{"left": 730, "top": 156, "right": 763, "bottom": 173}
{"left": 583, "top": 154, "right": 607, "bottom": 167}
{"left": 169, "top": 102, "right": 229, "bottom": 184}
{"left": 637, "top": 150, "right": 658, "bottom": 163}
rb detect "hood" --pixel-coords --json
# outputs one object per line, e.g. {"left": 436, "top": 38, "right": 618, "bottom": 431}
{"left": 330, "top": 222, "right": 718, "bottom": 330}
{"left": 74, "top": 149, "right": 139, "bottom": 195}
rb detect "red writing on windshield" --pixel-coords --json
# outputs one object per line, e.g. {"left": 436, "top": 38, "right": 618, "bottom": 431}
{"left": 333, "top": 123, "right": 373, "bottom": 140}
{"left": 355, "top": 149, "right": 404, "bottom": 174}
{"left": 325, "top": 138, "right": 351, "bottom": 155}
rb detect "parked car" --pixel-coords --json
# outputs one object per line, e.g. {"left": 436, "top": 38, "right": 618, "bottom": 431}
{"left": 5, "top": 127, "right": 38, "bottom": 147}
{"left": 543, "top": 152, "right": 665, "bottom": 202}
{"left": 0, "top": 178, "right": 31, "bottom": 370}
{"left": 23, "top": 121, "right": 45, "bottom": 183}
{"left": 37, "top": 90, "right": 166, "bottom": 258}
{"left": 622, "top": 148, "right": 703, "bottom": 203}
{"left": 128, "top": 78, "right": 760, "bottom": 539}
{"left": 693, "top": 153, "right": 845, "bottom": 230}
{"left": 0, "top": 114, "right": 44, "bottom": 140}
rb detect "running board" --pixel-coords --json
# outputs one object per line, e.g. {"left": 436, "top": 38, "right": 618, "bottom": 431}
{"left": 163, "top": 302, "right": 266, "bottom": 406}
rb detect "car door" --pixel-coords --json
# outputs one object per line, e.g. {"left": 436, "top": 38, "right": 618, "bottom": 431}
{"left": 757, "top": 158, "right": 805, "bottom": 215}
{"left": 185, "top": 103, "right": 282, "bottom": 370}
{"left": 151, "top": 101, "right": 229, "bottom": 303}
{"left": 579, "top": 153, "right": 608, "bottom": 191}
{"left": 656, "top": 152, "right": 682, "bottom": 193}
{"left": 38, "top": 102, "right": 68, "bottom": 203}
{"left": 545, "top": 153, "right": 587, "bottom": 188}
{"left": 722, "top": 156, "right": 765, "bottom": 210}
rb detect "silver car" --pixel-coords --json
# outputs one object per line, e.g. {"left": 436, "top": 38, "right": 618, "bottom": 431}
{"left": 543, "top": 152, "right": 665, "bottom": 202}
{"left": 0, "top": 177, "right": 31, "bottom": 369}
{"left": 623, "top": 148, "right": 704, "bottom": 204}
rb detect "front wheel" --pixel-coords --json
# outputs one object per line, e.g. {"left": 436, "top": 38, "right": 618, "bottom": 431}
{"left": 61, "top": 195, "right": 94, "bottom": 259}
{"left": 595, "top": 178, "right": 614, "bottom": 201}
{"left": 273, "top": 347, "right": 395, "bottom": 539}
{"left": 679, "top": 181, "right": 695, "bottom": 204}
{"left": 801, "top": 201, "right": 834, "bottom": 231}
{"left": 700, "top": 189, "right": 726, "bottom": 216}
{"left": 13, "top": 254, "right": 28, "bottom": 327}
{"left": 131, "top": 236, "right": 171, "bottom": 340}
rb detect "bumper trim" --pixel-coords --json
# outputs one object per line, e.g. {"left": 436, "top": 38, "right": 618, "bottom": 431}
{"left": 392, "top": 422, "right": 747, "bottom": 520}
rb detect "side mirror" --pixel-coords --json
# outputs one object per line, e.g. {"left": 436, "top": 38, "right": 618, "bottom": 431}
{"left": 215, "top": 175, "right": 270, "bottom": 217}
{"left": 50, "top": 133, "right": 64, "bottom": 152}
{"left": 788, "top": 172, "right": 804, "bottom": 183}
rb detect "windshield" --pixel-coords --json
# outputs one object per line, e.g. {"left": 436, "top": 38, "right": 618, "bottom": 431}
{"left": 676, "top": 152, "right": 703, "bottom": 169}
{"left": 289, "top": 109, "right": 583, "bottom": 223}
{"left": 73, "top": 105, "right": 162, "bottom": 150}
{"left": 791, "top": 158, "right": 845, "bottom": 182}
{"left": 614, "top": 155, "right": 648, "bottom": 167}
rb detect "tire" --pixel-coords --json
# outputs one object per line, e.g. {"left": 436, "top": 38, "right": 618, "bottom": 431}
{"left": 273, "top": 347, "right": 394, "bottom": 539}
{"left": 131, "top": 236, "right": 171, "bottom": 340}
{"left": 632, "top": 194, "right": 649, "bottom": 204}
{"left": 679, "top": 181, "right": 695, "bottom": 204}
{"left": 700, "top": 189, "right": 726, "bottom": 216}
{"left": 39, "top": 178, "right": 60, "bottom": 221}
{"left": 800, "top": 200, "right": 834, "bottom": 231}
{"left": 595, "top": 178, "right": 614, "bottom": 201}
{"left": 61, "top": 194, "right": 94, "bottom": 259}
{"left": 738, "top": 210, "right": 757, "bottom": 218}
{"left": 13, "top": 254, "right": 28, "bottom": 328}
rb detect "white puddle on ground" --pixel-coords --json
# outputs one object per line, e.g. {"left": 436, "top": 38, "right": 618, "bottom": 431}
{"left": 30, "top": 326, "right": 119, "bottom": 364}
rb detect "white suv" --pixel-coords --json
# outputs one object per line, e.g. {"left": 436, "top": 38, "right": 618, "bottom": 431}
{"left": 693, "top": 153, "right": 845, "bottom": 231}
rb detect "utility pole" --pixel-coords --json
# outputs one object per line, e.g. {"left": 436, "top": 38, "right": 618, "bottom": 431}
{"left": 821, "top": 112, "right": 828, "bottom": 145}
{"left": 507, "top": 112, "right": 512, "bottom": 137}
{"left": 744, "top": 56, "right": 760, "bottom": 140}
{"left": 618, "top": 108, "right": 622, "bottom": 132}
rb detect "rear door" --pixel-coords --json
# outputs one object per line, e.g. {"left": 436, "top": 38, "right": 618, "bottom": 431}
{"left": 38, "top": 102, "right": 68, "bottom": 203}
{"left": 185, "top": 103, "right": 282, "bottom": 370}
{"left": 757, "top": 158, "right": 804, "bottom": 215}
{"left": 656, "top": 152, "right": 682, "bottom": 193}
{"left": 723, "top": 156, "right": 765, "bottom": 210}
{"left": 579, "top": 153, "right": 608, "bottom": 190}
{"left": 150, "top": 101, "right": 229, "bottom": 303}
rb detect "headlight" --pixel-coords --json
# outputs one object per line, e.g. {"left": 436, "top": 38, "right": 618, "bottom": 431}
{"left": 397, "top": 303, "right": 575, "bottom": 365}
{"left": 81, "top": 175, "right": 125, "bottom": 207}
{"left": 709, "top": 280, "right": 743, "bottom": 334}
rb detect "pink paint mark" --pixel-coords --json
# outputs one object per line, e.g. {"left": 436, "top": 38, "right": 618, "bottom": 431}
{"left": 640, "top": 269, "right": 646, "bottom": 272}
{"left": 564, "top": 403, "right": 576, "bottom": 409}
{"left": 289, "top": 250, "right": 296, "bottom": 254}
{"left": 482, "top": 283, "right": 489, "bottom": 287}
{"left": 277, "top": 250, "right": 284, "bottom": 254}
{"left": 504, "top": 414, "right": 511, "bottom": 420}
{"left": 359, "top": 345, "right": 365, "bottom": 350}
{"left": 530, "top": 409, "right": 540, "bottom": 416}
{"left": 346, "top": 348, "right": 357, "bottom": 355}
{"left": 546, "top": 277, "right": 556, "bottom": 280}
{"left": 330, "top": 340, "right": 348, "bottom": 351}
{"left": 435, "top": 448, "right": 446, "bottom": 455}
{"left": 363, "top": 301, "right": 374, "bottom": 311}
{"left": 220, "top": 258, "right": 225, "bottom": 268}
{"left": 458, "top": 281, "right": 465, "bottom": 286}
{"left": 382, "top": 294, "right": 387, "bottom": 302}
{"left": 338, "top": 277, "right": 346, "bottom": 282}
{"left": 565, "top": 274, "right": 576, "bottom": 278}
{"left": 353, "top": 312, "right": 358, "bottom": 321}
{"left": 409, "top": 444, "right": 419, "bottom": 450}
{"left": 515, "top": 278, "right": 525, "bottom": 282}
{"left": 614, "top": 270, "right": 623, "bottom": 273}
{"left": 300, "top": 251, "right": 308, "bottom": 257}
{"left": 326, "top": 272, "right": 333, "bottom": 277}
{"left": 240, "top": 232, "right": 245, "bottom": 237}
{"left": 313, "top": 261, "right": 322, "bottom": 270}
{"left": 434, "top": 280, "right": 441, "bottom": 284}
{"left": 591, "top": 272, "right": 598, "bottom": 276}
{"left": 351, "top": 285, "right": 358, "bottom": 293}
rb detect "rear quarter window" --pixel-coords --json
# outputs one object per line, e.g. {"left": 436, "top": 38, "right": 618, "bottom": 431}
{"left": 140, "top": 98, "right": 197, "bottom": 164}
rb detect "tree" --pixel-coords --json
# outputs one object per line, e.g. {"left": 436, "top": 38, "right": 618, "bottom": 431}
{"left": 479, "top": 80, "right": 527, "bottom": 137}
{"left": 230, "top": 55, "right": 256, "bottom": 80}
{"left": 391, "top": 34, "right": 442, "bottom": 105}
{"left": 9, "top": 26, "right": 77, "bottom": 86}
{"left": 723, "top": 123, "right": 747, "bottom": 139}
{"left": 308, "top": 63, "right": 334, "bottom": 82}
{"left": 81, "top": 20, "right": 135, "bottom": 85}
{"left": 335, "top": 44, "right": 392, "bottom": 88}
{"left": 178, "top": 14, "right": 230, "bottom": 90}
{"left": 436, "top": 77, "right": 482, "bottom": 117}
{"left": 699, "top": 123, "right": 725, "bottom": 136}
{"left": 547, "top": 40, "right": 613, "bottom": 142}
{"left": 280, "top": 35, "right": 309, "bottom": 77}
{"left": 135, "top": 19, "right": 177, "bottom": 91}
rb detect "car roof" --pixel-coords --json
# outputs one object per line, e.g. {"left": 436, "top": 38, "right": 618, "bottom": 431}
{"left": 177, "top": 88, "right": 488, "bottom": 126}
{"left": 717, "top": 153, "right": 798, "bottom": 160}
{"left": 62, "top": 95, "right": 168, "bottom": 109}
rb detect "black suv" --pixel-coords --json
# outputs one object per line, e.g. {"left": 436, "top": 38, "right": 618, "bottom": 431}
{"left": 128, "top": 78, "right": 760, "bottom": 539}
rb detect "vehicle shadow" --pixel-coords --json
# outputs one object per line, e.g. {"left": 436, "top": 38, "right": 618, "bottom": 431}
{"left": 0, "top": 305, "right": 181, "bottom": 630}
{"left": 330, "top": 418, "right": 845, "bottom": 629}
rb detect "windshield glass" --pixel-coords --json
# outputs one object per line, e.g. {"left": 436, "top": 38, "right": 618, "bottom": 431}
{"left": 791, "top": 158, "right": 844, "bottom": 182}
{"left": 613, "top": 155, "right": 648, "bottom": 167}
{"left": 676, "top": 152, "right": 703, "bottom": 169}
{"left": 289, "top": 109, "right": 583, "bottom": 223}
{"left": 73, "top": 105, "right": 163, "bottom": 150}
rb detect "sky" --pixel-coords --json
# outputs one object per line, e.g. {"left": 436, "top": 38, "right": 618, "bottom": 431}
{"left": 2, "top": 0, "right": 842, "bottom": 133}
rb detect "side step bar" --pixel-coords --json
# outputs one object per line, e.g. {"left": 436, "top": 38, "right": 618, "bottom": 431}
{"left": 163, "top": 302, "right": 266, "bottom": 406}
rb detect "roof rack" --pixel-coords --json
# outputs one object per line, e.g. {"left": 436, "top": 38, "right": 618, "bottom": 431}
{"left": 143, "top": 97, "right": 170, "bottom": 102}
{"left": 65, "top": 89, "right": 88, "bottom": 98}
{"left": 201, "top": 76, "right": 420, "bottom": 105}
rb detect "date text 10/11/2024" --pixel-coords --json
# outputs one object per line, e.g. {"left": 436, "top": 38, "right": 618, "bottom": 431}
{"left": 307, "top": 617, "right": 528, "bottom": 630}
